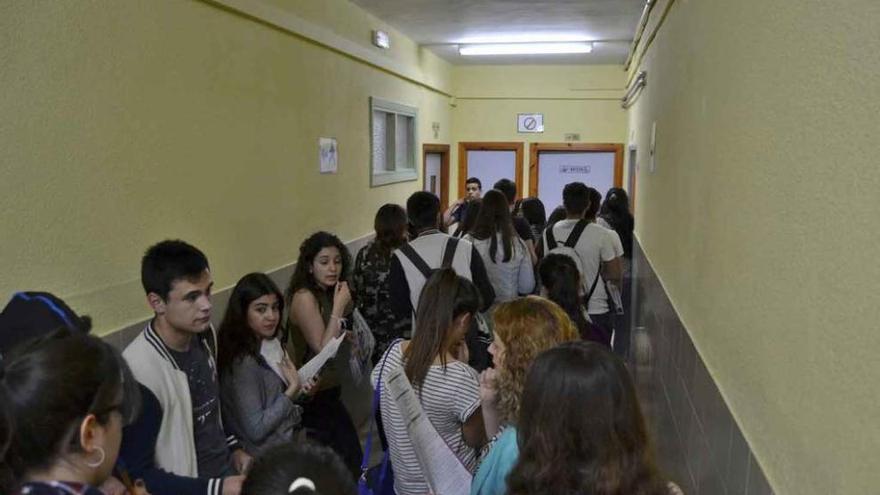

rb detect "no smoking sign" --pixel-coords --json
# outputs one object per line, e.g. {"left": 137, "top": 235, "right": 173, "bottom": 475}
{"left": 517, "top": 113, "right": 544, "bottom": 133}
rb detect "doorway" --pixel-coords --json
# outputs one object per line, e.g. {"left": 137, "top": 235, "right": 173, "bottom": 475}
{"left": 458, "top": 142, "right": 524, "bottom": 200}
{"left": 528, "top": 143, "right": 624, "bottom": 214}
{"left": 423, "top": 144, "right": 450, "bottom": 211}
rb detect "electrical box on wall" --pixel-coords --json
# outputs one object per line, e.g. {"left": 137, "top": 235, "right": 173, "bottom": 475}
{"left": 372, "top": 30, "right": 390, "bottom": 49}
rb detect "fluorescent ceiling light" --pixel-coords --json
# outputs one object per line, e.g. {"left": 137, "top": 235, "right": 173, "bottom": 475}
{"left": 459, "top": 42, "right": 593, "bottom": 56}
{"left": 457, "top": 33, "right": 594, "bottom": 44}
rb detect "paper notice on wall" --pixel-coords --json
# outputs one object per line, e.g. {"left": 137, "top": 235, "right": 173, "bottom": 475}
{"left": 298, "top": 334, "right": 345, "bottom": 384}
{"left": 385, "top": 365, "right": 472, "bottom": 495}
{"left": 319, "top": 137, "right": 338, "bottom": 174}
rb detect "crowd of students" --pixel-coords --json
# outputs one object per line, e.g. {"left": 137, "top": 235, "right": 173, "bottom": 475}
{"left": 0, "top": 177, "right": 684, "bottom": 495}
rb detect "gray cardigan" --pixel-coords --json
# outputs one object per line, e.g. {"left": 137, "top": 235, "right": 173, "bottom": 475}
{"left": 219, "top": 353, "right": 303, "bottom": 457}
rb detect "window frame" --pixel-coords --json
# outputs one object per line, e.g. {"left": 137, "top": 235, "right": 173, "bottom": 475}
{"left": 370, "top": 97, "right": 419, "bottom": 187}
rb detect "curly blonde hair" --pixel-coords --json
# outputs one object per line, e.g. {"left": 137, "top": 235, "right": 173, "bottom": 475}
{"left": 492, "top": 296, "right": 580, "bottom": 425}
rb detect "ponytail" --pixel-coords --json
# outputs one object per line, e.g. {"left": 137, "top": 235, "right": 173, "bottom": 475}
{"left": 539, "top": 254, "right": 590, "bottom": 335}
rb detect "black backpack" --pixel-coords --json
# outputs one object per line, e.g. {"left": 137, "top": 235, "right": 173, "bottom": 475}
{"left": 397, "top": 237, "right": 491, "bottom": 371}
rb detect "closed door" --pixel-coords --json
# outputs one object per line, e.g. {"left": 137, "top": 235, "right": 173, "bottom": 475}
{"left": 458, "top": 142, "right": 524, "bottom": 199}
{"left": 422, "top": 144, "right": 450, "bottom": 210}
{"left": 424, "top": 152, "right": 442, "bottom": 195}
{"left": 529, "top": 143, "right": 623, "bottom": 214}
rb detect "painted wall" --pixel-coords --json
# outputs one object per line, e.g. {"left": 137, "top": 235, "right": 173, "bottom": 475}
{"left": 625, "top": 0, "right": 880, "bottom": 493}
{"left": 451, "top": 65, "right": 627, "bottom": 199}
{"left": 0, "top": 0, "right": 452, "bottom": 335}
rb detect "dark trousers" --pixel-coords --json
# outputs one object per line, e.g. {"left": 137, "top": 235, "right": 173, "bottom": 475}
{"left": 612, "top": 269, "right": 633, "bottom": 359}
{"left": 301, "top": 386, "right": 363, "bottom": 478}
{"left": 588, "top": 311, "right": 615, "bottom": 348}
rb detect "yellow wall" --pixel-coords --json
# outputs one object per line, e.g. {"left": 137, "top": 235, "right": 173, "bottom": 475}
{"left": 451, "top": 65, "right": 627, "bottom": 199}
{"left": 626, "top": 0, "right": 880, "bottom": 493}
{"left": 0, "top": 0, "right": 452, "bottom": 335}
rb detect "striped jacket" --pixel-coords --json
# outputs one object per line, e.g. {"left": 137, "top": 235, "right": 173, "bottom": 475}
{"left": 123, "top": 321, "right": 239, "bottom": 495}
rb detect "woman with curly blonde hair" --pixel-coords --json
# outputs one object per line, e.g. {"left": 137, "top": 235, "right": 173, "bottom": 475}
{"left": 470, "top": 296, "right": 579, "bottom": 495}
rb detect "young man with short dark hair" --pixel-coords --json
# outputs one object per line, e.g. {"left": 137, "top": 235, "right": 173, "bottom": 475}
{"left": 443, "top": 176, "right": 482, "bottom": 227}
{"left": 542, "top": 183, "right": 623, "bottom": 343}
{"left": 123, "top": 240, "right": 249, "bottom": 495}
{"left": 390, "top": 191, "right": 495, "bottom": 320}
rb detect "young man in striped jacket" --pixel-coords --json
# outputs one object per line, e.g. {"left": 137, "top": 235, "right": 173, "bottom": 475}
{"left": 123, "top": 240, "right": 249, "bottom": 495}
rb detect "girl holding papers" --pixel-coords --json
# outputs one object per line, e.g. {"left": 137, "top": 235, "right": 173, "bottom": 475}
{"left": 286, "top": 232, "right": 362, "bottom": 477}
{"left": 372, "top": 268, "right": 487, "bottom": 495}
{"left": 217, "top": 273, "right": 316, "bottom": 457}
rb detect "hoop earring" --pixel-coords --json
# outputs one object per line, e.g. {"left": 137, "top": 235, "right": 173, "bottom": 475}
{"left": 85, "top": 446, "right": 105, "bottom": 468}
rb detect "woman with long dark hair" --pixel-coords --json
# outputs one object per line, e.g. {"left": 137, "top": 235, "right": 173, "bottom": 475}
{"left": 0, "top": 332, "right": 141, "bottom": 495}
{"left": 452, "top": 198, "right": 482, "bottom": 238}
{"left": 538, "top": 254, "right": 609, "bottom": 345}
{"left": 599, "top": 187, "right": 635, "bottom": 358}
{"left": 471, "top": 297, "right": 579, "bottom": 495}
{"left": 218, "top": 273, "right": 314, "bottom": 458}
{"left": 507, "top": 341, "right": 681, "bottom": 495}
{"left": 371, "top": 269, "right": 486, "bottom": 495}
{"left": 464, "top": 190, "right": 534, "bottom": 304}
{"left": 600, "top": 187, "right": 634, "bottom": 259}
{"left": 519, "top": 197, "right": 546, "bottom": 243}
{"left": 352, "top": 203, "right": 412, "bottom": 363}
{"left": 286, "top": 232, "right": 362, "bottom": 476}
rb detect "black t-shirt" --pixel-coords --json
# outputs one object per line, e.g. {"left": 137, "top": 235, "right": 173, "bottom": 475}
{"left": 168, "top": 342, "right": 234, "bottom": 478}
{"left": 513, "top": 216, "right": 535, "bottom": 242}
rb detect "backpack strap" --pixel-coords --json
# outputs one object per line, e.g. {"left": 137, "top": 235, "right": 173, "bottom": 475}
{"left": 584, "top": 267, "right": 602, "bottom": 306}
{"left": 398, "top": 243, "right": 433, "bottom": 279}
{"left": 359, "top": 338, "right": 402, "bottom": 485}
{"left": 564, "top": 219, "right": 589, "bottom": 248}
{"left": 441, "top": 237, "right": 459, "bottom": 269}
{"left": 545, "top": 224, "right": 558, "bottom": 249}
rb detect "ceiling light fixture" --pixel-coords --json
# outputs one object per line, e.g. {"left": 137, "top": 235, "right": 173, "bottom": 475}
{"left": 458, "top": 42, "right": 593, "bottom": 56}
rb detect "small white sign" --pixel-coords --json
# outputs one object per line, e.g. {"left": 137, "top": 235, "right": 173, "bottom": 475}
{"left": 517, "top": 113, "right": 544, "bottom": 133}
{"left": 372, "top": 30, "right": 390, "bottom": 49}
{"left": 561, "top": 165, "right": 591, "bottom": 174}
{"left": 319, "top": 137, "right": 338, "bottom": 174}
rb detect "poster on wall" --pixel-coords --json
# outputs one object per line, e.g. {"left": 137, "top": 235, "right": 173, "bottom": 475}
{"left": 319, "top": 137, "right": 338, "bottom": 174}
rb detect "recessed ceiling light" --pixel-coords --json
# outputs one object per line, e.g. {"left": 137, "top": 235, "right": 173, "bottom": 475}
{"left": 458, "top": 42, "right": 593, "bottom": 56}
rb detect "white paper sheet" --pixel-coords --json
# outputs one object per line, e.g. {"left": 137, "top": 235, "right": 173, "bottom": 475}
{"left": 385, "top": 365, "right": 472, "bottom": 495}
{"left": 298, "top": 334, "right": 345, "bottom": 384}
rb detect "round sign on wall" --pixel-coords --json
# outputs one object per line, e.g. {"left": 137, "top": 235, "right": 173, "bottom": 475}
{"left": 517, "top": 113, "right": 544, "bottom": 133}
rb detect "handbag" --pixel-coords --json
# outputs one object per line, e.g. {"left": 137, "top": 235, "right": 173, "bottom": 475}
{"left": 349, "top": 308, "right": 376, "bottom": 384}
{"left": 358, "top": 339, "right": 399, "bottom": 495}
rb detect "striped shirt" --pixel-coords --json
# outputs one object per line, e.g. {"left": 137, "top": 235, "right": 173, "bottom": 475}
{"left": 371, "top": 341, "right": 481, "bottom": 495}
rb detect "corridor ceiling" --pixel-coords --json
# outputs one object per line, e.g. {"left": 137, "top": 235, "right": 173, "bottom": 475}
{"left": 350, "top": 0, "right": 644, "bottom": 65}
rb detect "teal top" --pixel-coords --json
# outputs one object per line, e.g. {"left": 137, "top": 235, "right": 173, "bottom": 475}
{"left": 471, "top": 427, "right": 519, "bottom": 495}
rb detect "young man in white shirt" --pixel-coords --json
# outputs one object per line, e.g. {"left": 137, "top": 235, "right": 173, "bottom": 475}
{"left": 542, "top": 183, "right": 623, "bottom": 343}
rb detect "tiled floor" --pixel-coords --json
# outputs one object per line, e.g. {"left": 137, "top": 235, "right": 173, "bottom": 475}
{"left": 628, "top": 241, "right": 774, "bottom": 495}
